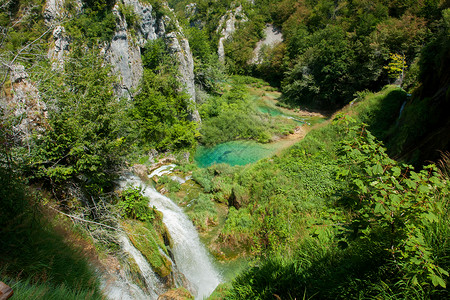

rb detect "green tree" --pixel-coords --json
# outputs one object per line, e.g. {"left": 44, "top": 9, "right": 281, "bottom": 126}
{"left": 132, "top": 70, "right": 198, "bottom": 151}
{"left": 384, "top": 52, "right": 407, "bottom": 81}
{"left": 282, "top": 26, "right": 357, "bottom": 108}
{"left": 27, "top": 46, "right": 127, "bottom": 196}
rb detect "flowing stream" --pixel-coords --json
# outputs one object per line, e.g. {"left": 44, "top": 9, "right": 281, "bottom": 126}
{"left": 119, "top": 234, "right": 164, "bottom": 298}
{"left": 102, "top": 233, "right": 163, "bottom": 300}
{"left": 396, "top": 100, "right": 407, "bottom": 126}
{"left": 102, "top": 276, "right": 148, "bottom": 300}
{"left": 121, "top": 173, "right": 222, "bottom": 299}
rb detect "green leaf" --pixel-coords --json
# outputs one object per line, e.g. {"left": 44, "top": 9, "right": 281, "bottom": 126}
{"left": 404, "top": 178, "right": 416, "bottom": 189}
{"left": 374, "top": 202, "right": 385, "bottom": 214}
{"left": 418, "top": 184, "right": 430, "bottom": 193}
{"left": 437, "top": 266, "right": 449, "bottom": 277}
{"left": 389, "top": 194, "right": 401, "bottom": 206}
{"left": 372, "top": 164, "right": 383, "bottom": 175}
{"left": 354, "top": 179, "right": 365, "bottom": 191}
{"left": 424, "top": 212, "right": 438, "bottom": 223}
{"left": 391, "top": 166, "right": 401, "bottom": 177}
{"left": 430, "top": 274, "right": 446, "bottom": 288}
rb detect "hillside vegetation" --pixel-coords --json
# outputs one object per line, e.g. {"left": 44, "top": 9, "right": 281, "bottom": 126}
{"left": 189, "top": 86, "right": 449, "bottom": 298}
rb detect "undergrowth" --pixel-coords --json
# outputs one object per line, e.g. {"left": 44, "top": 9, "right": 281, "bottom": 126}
{"left": 191, "top": 86, "right": 449, "bottom": 299}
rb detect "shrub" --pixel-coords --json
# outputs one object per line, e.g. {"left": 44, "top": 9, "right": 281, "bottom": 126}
{"left": 119, "top": 187, "right": 154, "bottom": 222}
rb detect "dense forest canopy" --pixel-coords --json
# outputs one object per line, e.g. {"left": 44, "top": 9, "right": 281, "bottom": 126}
{"left": 0, "top": 0, "right": 449, "bottom": 299}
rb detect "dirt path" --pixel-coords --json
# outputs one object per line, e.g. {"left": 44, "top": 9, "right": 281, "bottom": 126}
{"left": 247, "top": 86, "right": 327, "bottom": 119}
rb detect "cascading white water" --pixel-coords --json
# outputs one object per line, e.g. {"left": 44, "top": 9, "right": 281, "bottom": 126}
{"left": 123, "top": 173, "right": 222, "bottom": 299}
{"left": 119, "top": 234, "right": 165, "bottom": 298}
{"left": 148, "top": 164, "right": 176, "bottom": 178}
{"left": 102, "top": 276, "right": 148, "bottom": 300}
{"left": 396, "top": 100, "right": 407, "bottom": 126}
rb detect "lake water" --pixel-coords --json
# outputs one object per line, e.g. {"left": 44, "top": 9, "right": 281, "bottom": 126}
{"left": 194, "top": 90, "right": 326, "bottom": 168}
{"left": 194, "top": 140, "right": 281, "bottom": 167}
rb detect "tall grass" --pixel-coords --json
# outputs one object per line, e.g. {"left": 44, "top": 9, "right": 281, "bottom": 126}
{"left": 0, "top": 152, "right": 101, "bottom": 297}
{"left": 196, "top": 86, "right": 449, "bottom": 299}
{"left": 1, "top": 276, "right": 102, "bottom": 300}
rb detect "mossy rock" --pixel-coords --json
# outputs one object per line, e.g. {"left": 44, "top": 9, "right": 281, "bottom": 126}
{"left": 122, "top": 219, "right": 172, "bottom": 278}
{"left": 127, "top": 255, "right": 148, "bottom": 292}
{"left": 158, "top": 287, "right": 194, "bottom": 299}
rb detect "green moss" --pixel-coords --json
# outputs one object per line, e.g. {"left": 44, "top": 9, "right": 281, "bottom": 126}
{"left": 127, "top": 255, "right": 148, "bottom": 292}
{"left": 123, "top": 219, "right": 172, "bottom": 278}
{"left": 187, "top": 193, "right": 219, "bottom": 231}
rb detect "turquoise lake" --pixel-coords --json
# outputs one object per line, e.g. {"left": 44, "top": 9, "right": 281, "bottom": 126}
{"left": 194, "top": 140, "right": 281, "bottom": 167}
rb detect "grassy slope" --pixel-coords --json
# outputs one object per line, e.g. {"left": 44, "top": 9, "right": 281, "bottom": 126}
{"left": 186, "top": 85, "right": 449, "bottom": 299}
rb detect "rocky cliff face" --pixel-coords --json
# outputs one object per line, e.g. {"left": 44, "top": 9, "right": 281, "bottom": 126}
{"left": 44, "top": 0, "right": 200, "bottom": 121}
{"left": 216, "top": 5, "right": 247, "bottom": 63}
{"left": 106, "top": 0, "right": 200, "bottom": 121}
{"left": 163, "top": 13, "right": 201, "bottom": 122}
{"left": 6, "top": 65, "right": 47, "bottom": 143}
{"left": 106, "top": 0, "right": 149, "bottom": 98}
{"left": 250, "top": 24, "right": 283, "bottom": 64}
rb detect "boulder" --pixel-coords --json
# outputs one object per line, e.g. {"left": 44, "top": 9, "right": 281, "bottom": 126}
{"left": 0, "top": 281, "right": 13, "bottom": 300}
{"left": 132, "top": 164, "right": 149, "bottom": 179}
{"left": 158, "top": 287, "right": 193, "bottom": 300}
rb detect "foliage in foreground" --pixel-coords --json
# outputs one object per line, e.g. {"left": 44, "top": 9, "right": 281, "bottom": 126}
{"left": 191, "top": 87, "right": 449, "bottom": 298}
{"left": 0, "top": 122, "right": 101, "bottom": 298}
{"left": 1, "top": 276, "right": 102, "bottom": 300}
{"left": 222, "top": 118, "right": 449, "bottom": 299}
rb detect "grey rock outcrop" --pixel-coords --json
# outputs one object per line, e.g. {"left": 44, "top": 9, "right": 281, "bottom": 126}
{"left": 250, "top": 24, "right": 283, "bottom": 64}
{"left": 106, "top": 0, "right": 200, "bottom": 121}
{"left": 8, "top": 65, "right": 47, "bottom": 141}
{"left": 165, "top": 25, "right": 200, "bottom": 121}
{"left": 216, "top": 5, "right": 247, "bottom": 63}
{"left": 48, "top": 26, "right": 70, "bottom": 69}
{"left": 44, "top": 0, "right": 82, "bottom": 25}
{"left": 44, "top": 0, "right": 64, "bottom": 24}
{"left": 10, "top": 64, "right": 28, "bottom": 83}
{"left": 107, "top": 1, "right": 146, "bottom": 97}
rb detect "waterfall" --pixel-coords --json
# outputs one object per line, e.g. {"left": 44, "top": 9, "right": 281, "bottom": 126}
{"left": 148, "top": 164, "right": 176, "bottom": 178}
{"left": 102, "top": 276, "right": 148, "bottom": 300}
{"left": 119, "top": 234, "right": 165, "bottom": 298}
{"left": 102, "top": 233, "right": 165, "bottom": 300}
{"left": 396, "top": 100, "right": 407, "bottom": 126}
{"left": 122, "top": 173, "right": 222, "bottom": 299}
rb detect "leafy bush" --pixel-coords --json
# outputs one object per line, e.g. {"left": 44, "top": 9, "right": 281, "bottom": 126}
{"left": 192, "top": 167, "right": 215, "bottom": 192}
{"left": 26, "top": 46, "right": 126, "bottom": 197}
{"left": 119, "top": 187, "right": 154, "bottom": 222}
{"left": 117, "top": 2, "right": 141, "bottom": 28}
{"left": 158, "top": 175, "right": 181, "bottom": 193}
{"left": 66, "top": 8, "right": 116, "bottom": 44}
{"left": 199, "top": 83, "right": 273, "bottom": 146}
{"left": 188, "top": 193, "right": 218, "bottom": 230}
{"left": 224, "top": 115, "right": 449, "bottom": 299}
{"left": 0, "top": 159, "right": 100, "bottom": 296}
{"left": 335, "top": 115, "right": 448, "bottom": 288}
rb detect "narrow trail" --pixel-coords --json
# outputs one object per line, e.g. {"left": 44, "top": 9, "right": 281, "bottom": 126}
{"left": 247, "top": 84, "right": 325, "bottom": 154}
